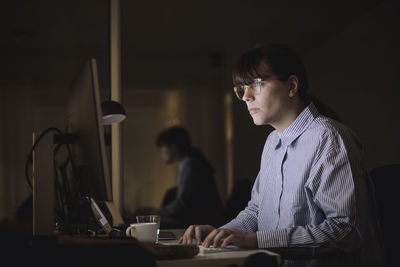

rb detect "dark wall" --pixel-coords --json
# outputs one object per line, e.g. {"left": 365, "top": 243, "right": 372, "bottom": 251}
{"left": 1, "top": 0, "right": 399, "bottom": 223}
{"left": 305, "top": 0, "right": 400, "bottom": 170}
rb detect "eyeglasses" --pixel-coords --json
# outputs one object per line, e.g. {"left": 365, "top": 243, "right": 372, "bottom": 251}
{"left": 233, "top": 77, "right": 278, "bottom": 100}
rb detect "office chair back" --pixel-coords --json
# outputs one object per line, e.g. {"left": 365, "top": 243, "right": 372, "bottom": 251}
{"left": 370, "top": 163, "right": 400, "bottom": 267}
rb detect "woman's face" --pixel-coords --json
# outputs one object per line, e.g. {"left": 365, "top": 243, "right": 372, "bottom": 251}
{"left": 243, "top": 76, "right": 293, "bottom": 127}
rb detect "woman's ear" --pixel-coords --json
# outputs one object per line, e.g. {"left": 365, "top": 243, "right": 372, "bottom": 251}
{"left": 288, "top": 75, "right": 299, "bottom": 97}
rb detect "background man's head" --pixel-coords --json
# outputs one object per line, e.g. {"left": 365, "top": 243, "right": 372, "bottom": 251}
{"left": 156, "top": 126, "right": 191, "bottom": 164}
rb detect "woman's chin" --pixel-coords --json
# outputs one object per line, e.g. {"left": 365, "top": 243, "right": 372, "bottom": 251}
{"left": 252, "top": 118, "right": 264, "bottom": 126}
{"left": 251, "top": 115, "right": 270, "bottom": 126}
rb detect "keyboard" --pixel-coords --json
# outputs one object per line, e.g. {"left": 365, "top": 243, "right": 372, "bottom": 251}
{"left": 199, "top": 245, "right": 241, "bottom": 255}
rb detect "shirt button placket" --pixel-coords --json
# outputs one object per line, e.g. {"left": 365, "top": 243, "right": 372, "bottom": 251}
{"left": 276, "top": 141, "right": 288, "bottom": 229}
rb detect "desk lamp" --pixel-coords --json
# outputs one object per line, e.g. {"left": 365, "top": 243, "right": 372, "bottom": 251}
{"left": 101, "top": 100, "right": 126, "bottom": 125}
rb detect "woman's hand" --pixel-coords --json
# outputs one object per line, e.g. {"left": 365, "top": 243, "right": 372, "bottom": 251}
{"left": 178, "top": 224, "right": 215, "bottom": 245}
{"left": 202, "top": 228, "right": 258, "bottom": 249}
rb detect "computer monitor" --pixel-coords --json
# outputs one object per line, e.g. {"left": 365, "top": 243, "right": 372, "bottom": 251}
{"left": 33, "top": 58, "right": 123, "bottom": 236}
{"left": 53, "top": 58, "right": 121, "bottom": 234}
{"left": 65, "top": 58, "right": 112, "bottom": 202}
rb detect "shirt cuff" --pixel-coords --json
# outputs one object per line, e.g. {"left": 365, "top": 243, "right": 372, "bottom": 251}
{"left": 257, "top": 228, "right": 288, "bottom": 248}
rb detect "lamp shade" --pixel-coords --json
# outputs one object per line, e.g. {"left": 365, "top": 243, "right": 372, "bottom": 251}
{"left": 101, "top": 100, "right": 126, "bottom": 125}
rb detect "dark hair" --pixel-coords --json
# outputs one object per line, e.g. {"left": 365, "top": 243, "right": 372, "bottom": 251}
{"left": 232, "top": 44, "right": 309, "bottom": 102}
{"left": 156, "top": 126, "right": 191, "bottom": 154}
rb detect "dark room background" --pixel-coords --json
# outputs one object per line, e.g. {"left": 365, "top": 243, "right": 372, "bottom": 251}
{"left": 1, "top": 0, "right": 399, "bottom": 226}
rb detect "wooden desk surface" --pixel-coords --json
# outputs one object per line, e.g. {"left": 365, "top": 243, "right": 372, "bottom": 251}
{"left": 157, "top": 248, "right": 279, "bottom": 267}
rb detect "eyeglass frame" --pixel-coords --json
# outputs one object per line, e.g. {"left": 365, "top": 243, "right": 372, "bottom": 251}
{"left": 233, "top": 76, "right": 281, "bottom": 100}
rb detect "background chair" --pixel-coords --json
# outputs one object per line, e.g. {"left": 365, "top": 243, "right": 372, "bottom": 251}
{"left": 222, "top": 179, "right": 252, "bottom": 225}
{"left": 369, "top": 163, "right": 400, "bottom": 267}
{"left": 161, "top": 186, "right": 178, "bottom": 207}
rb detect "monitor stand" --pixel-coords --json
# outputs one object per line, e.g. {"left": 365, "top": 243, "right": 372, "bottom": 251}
{"left": 32, "top": 132, "right": 54, "bottom": 236}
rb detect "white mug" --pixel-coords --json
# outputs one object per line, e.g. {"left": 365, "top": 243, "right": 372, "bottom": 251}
{"left": 136, "top": 215, "right": 160, "bottom": 242}
{"left": 125, "top": 222, "right": 158, "bottom": 243}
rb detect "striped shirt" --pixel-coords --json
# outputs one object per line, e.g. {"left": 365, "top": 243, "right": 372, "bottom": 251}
{"left": 222, "top": 103, "right": 384, "bottom": 266}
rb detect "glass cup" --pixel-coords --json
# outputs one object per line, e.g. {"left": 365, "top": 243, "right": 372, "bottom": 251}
{"left": 136, "top": 215, "right": 160, "bottom": 243}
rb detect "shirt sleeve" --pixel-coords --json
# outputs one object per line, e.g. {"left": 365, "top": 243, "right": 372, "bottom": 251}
{"left": 220, "top": 172, "right": 260, "bottom": 232}
{"left": 256, "top": 131, "right": 361, "bottom": 251}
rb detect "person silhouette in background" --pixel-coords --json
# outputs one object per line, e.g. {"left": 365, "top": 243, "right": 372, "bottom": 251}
{"left": 154, "top": 126, "right": 223, "bottom": 228}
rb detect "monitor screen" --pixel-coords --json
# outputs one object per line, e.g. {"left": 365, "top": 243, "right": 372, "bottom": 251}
{"left": 65, "top": 58, "right": 112, "bottom": 202}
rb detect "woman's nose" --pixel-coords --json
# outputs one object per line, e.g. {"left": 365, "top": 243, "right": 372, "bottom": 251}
{"left": 243, "top": 87, "right": 254, "bottom": 102}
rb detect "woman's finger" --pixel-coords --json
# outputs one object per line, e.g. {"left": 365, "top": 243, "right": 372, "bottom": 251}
{"left": 195, "top": 225, "right": 203, "bottom": 245}
{"left": 183, "top": 225, "right": 195, "bottom": 245}
{"left": 212, "top": 229, "right": 229, "bottom": 248}
{"left": 202, "top": 229, "right": 219, "bottom": 247}
{"left": 220, "top": 233, "right": 234, "bottom": 248}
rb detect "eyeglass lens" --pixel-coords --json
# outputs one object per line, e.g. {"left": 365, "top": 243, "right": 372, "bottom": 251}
{"left": 234, "top": 79, "right": 262, "bottom": 100}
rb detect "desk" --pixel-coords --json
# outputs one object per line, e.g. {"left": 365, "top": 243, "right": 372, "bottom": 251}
{"left": 157, "top": 229, "right": 280, "bottom": 267}
{"left": 157, "top": 248, "right": 279, "bottom": 267}
{"left": 0, "top": 226, "right": 281, "bottom": 267}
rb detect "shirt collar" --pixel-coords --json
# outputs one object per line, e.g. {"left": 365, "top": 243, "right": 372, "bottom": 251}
{"left": 277, "top": 102, "right": 319, "bottom": 146}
